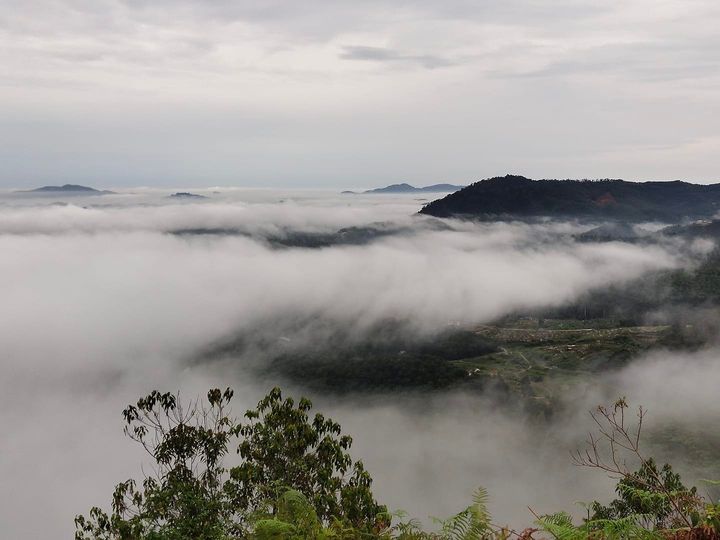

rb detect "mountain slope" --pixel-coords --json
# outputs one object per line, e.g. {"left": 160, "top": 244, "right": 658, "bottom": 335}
{"left": 169, "top": 192, "right": 207, "bottom": 199}
{"left": 419, "top": 175, "right": 720, "bottom": 221}
{"left": 364, "top": 183, "right": 464, "bottom": 193}
{"left": 23, "top": 184, "right": 114, "bottom": 194}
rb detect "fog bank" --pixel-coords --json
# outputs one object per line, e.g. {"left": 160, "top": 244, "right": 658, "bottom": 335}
{"left": 0, "top": 190, "right": 717, "bottom": 537}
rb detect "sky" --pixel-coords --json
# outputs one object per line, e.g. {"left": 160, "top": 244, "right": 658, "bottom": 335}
{"left": 1, "top": 0, "right": 719, "bottom": 188}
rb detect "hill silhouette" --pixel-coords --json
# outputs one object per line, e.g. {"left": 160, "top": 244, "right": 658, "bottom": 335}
{"left": 169, "top": 192, "right": 207, "bottom": 199}
{"left": 364, "top": 183, "right": 464, "bottom": 194}
{"left": 23, "top": 184, "right": 114, "bottom": 195}
{"left": 419, "top": 175, "right": 720, "bottom": 222}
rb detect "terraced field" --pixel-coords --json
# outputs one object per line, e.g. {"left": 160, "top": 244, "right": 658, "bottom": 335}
{"left": 447, "top": 320, "right": 675, "bottom": 411}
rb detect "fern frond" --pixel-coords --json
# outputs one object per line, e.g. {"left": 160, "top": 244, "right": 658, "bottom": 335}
{"left": 433, "top": 487, "right": 493, "bottom": 540}
{"left": 536, "top": 512, "right": 585, "bottom": 540}
{"left": 587, "top": 514, "right": 663, "bottom": 539}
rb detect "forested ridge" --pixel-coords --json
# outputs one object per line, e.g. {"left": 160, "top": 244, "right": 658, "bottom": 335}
{"left": 419, "top": 176, "right": 720, "bottom": 221}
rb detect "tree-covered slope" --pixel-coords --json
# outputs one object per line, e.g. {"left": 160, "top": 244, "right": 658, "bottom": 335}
{"left": 419, "top": 175, "right": 720, "bottom": 221}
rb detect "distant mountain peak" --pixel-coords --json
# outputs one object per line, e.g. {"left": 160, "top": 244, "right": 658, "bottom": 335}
{"left": 22, "top": 184, "right": 114, "bottom": 195}
{"left": 362, "top": 182, "right": 465, "bottom": 194}
{"left": 169, "top": 192, "right": 208, "bottom": 199}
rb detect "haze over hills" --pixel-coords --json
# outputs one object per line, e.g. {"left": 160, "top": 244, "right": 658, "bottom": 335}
{"left": 344, "top": 182, "right": 465, "bottom": 194}
{"left": 21, "top": 184, "right": 115, "bottom": 195}
{"left": 419, "top": 175, "right": 720, "bottom": 222}
{"left": 169, "top": 191, "right": 207, "bottom": 199}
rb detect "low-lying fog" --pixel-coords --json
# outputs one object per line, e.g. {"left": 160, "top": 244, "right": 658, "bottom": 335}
{"left": 0, "top": 188, "right": 717, "bottom": 538}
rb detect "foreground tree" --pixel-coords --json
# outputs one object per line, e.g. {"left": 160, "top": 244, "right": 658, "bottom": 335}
{"left": 534, "top": 398, "right": 719, "bottom": 540}
{"left": 75, "top": 388, "right": 240, "bottom": 539}
{"left": 76, "top": 390, "right": 720, "bottom": 539}
{"left": 572, "top": 398, "right": 702, "bottom": 530}
{"left": 75, "top": 387, "right": 386, "bottom": 539}
{"left": 227, "top": 387, "right": 386, "bottom": 531}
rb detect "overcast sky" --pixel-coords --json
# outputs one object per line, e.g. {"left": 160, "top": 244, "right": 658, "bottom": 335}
{"left": 1, "top": 0, "right": 719, "bottom": 188}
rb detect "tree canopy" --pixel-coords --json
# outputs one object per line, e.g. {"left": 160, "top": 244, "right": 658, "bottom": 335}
{"left": 76, "top": 390, "right": 720, "bottom": 540}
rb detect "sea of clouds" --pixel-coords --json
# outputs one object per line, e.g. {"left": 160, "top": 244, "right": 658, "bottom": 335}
{"left": 0, "top": 188, "right": 717, "bottom": 537}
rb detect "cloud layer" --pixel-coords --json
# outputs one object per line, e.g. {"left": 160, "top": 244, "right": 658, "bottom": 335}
{"left": 1, "top": 1, "right": 720, "bottom": 187}
{"left": 0, "top": 191, "right": 716, "bottom": 537}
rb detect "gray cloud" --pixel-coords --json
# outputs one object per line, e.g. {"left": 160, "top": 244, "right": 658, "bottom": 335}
{"left": 1, "top": 1, "right": 720, "bottom": 186}
{"left": 509, "top": 37, "right": 720, "bottom": 82}
{"left": 340, "top": 45, "right": 455, "bottom": 69}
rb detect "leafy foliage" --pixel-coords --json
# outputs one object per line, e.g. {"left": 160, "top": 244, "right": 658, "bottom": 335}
{"left": 75, "top": 387, "right": 385, "bottom": 539}
{"left": 76, "top": 389, "right": 720, "bottom": 540}
{"left": 75, "top": 388, "right": 239, "bottom": 540}
{"left": 431, "top": 488, "right": 493, "bottom": 540}
{"left": 536, "top": 511, "right": 662, "bottom": 539}
{"left": 228, "top": 387, "right": 386, "bottom": 532}
{"left": 590, "top": 459, "right": 701, "bottom": 529}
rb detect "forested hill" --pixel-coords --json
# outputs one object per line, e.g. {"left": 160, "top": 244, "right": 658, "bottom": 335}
{"left": 419, "top": 175, "right": 720, "bottom": 221}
